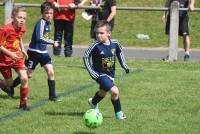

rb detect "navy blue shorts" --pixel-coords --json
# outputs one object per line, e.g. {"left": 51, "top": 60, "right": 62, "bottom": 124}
{"left": 97, "top": 75, "right": 114, "bottom": 92}
{"left": 26, "top": 50, "right": 52, "bottom": 70}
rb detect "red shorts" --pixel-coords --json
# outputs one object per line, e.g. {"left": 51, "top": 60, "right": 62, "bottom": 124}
{"left": 0, "top": 57, "right": 26, "bottom": 79}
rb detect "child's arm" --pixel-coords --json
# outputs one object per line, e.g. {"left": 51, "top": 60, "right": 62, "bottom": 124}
{"left": 83, "top": 44, "right": 100, "bottom": 80}
{"left": 0, "top": 46, "right": 18, "bottom": 61}
{"left": 115, "top": 41, "right": 129, "bottom": 74}
{"left": 20, "top": 38, "right": 28, "bottom": 60}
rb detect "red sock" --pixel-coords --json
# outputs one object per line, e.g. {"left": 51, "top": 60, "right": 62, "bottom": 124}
{"left": 20, "top": 87, "right": 29, "bottom": 107}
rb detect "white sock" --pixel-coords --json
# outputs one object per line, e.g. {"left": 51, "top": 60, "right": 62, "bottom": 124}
{"left": 185, "top": 51, "right": 189, "bottom": 55}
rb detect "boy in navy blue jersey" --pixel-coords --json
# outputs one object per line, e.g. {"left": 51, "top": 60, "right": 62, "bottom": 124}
{"left": 7, "top": 2, "right": 60, "bottom": 101}
{"left": 83, "top": 20, "right": 129, "bottom": 119}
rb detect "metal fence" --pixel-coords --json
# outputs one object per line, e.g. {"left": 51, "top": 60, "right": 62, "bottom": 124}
{"left": 1, "top": 0, "right": 200, "bottom": 61}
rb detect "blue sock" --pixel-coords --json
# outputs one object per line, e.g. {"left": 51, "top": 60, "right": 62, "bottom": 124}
{"left": 111, "top": 98, "right": 121, "bottom": 113}
{"left": 92, "top": 91, "right": 104, "bottom": 105}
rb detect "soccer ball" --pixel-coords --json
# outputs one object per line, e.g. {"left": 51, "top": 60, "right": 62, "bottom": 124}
{"left": 83, "top": 109, "right": 103, "bottom": 128}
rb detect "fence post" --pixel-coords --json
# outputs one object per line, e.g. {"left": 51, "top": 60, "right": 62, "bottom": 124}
{"left": 168, "top": 1, "right": 179, "bottom": 61}
{"left": 5, "top": 0, "right": 14, "bottom": 24}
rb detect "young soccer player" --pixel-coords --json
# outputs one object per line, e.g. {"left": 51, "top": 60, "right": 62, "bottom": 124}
{"left": 8, "top": 2, "right": 60, "bottom": 101}
{"left": 0, "top": 6, "right": 30, "bottom": 111}
{"left": 83, "top": 20, "right": 129, "bottom": 119}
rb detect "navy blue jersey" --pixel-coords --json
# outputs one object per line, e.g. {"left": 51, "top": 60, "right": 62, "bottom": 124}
{"left": 83, "top": 39, "right": 128, "bottom": 80}
{"left": 28, "top": 18, "right": 54, "bottom": 53}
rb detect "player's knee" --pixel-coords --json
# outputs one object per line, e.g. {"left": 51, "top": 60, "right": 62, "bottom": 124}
{"left": 98, "top": 89, "right": 106, "bottom": 97}
{"left": 110, "top": 86, "right": 119, "bottom": 100}
{"left": 47, "top": 70, "right": 54, "bottom": 79}
{"left": 28, "top": 74, "right": 32, "bottom": 79}
{"left": 20, "top": 77, "right": 28, "bottom": 86}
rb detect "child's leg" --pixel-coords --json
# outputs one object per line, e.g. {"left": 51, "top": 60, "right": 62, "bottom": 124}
{"left": 91, "top": 89, "right": 106, "bottom": 106}
{"left": 110, "top": 86, "right": 121, "bottom": 113}
{"left": 44, "top": 64, "right": 56, "bottom": 99}
{"left": 0, "top": 67, "right": 13, "bottom": 88}
{"left": 17, "top": 69, "right": 29, "bottom": 108}
{"left": 183, "top": 35, "right": 190, "bottom": 54}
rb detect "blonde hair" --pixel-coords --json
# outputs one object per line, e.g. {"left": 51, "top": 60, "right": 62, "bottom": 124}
{"left": 11, "top": 6, "right": 26, "bottom": 17}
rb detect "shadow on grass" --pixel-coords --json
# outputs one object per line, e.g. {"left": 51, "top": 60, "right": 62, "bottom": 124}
{"left": 45, "top": 111, "right": 84, "bottom": 116}
{"left": 73, "top": 132, "right": 95, "bottom": 134}
{"left": 66, "top": 65, "right": 86, "bottom": 70}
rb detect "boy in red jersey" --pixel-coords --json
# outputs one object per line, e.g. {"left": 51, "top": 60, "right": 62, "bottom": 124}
{"left": 0, "top": 6, "right": 30, "bottom": 111}
{"left": 47, "top": 0, "right": 82, "bottom": 57}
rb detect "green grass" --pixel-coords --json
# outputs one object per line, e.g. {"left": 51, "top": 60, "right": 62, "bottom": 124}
{"left": 0, "top": 57, "right": 200, "bottom": 134}
{"left": 0, "top": 0, "right": 200, "bottom": 48}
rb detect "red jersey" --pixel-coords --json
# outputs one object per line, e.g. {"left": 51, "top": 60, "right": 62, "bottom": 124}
{"left": 0, "top": 23, "right": 26, "bottom": 66}
{"left": 48, "top": 0, "right": 76, "bottom": 22}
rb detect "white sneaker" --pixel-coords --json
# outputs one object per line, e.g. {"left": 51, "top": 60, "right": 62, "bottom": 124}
{"left": 88, "top": 98, "right": 98, "bottom": 110}
{"left": 115, "top": 111, "right": 126, "bottom": 119}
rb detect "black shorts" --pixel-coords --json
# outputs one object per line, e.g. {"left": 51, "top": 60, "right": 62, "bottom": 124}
{"left": 166, "top": 15, "right": 189, "bottom": 36}
{"left": 26, "top": 50, "right": 52, "bottom": 70}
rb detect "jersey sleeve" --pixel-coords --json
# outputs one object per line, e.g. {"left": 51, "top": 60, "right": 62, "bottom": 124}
{"left": 35, "top": 20, "right": 54, "bottom": 45}
{"left": 0, "top": 28, "right": 8, "bottom": 47}
{"left": 114, "top": 40, "right": 129, "bottom": 70}
{"left": 83, "top": 43, "right": 100, "bottom": 80}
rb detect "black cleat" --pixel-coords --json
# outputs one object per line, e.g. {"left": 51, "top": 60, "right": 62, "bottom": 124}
{"left": 1, "top": 87, "right": 9, "bottom": 94}
{"left": 49, "top": 96, "right": 63, "bottom": 102}
{"left": 1, "top": 87, "right": 14, "bottom": 97}
{"left": 19, "top": 106, "right": 30, "bottom": 111}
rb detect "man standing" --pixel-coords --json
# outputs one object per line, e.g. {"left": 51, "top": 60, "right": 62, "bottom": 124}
{"left": 162, "top": 0, "right": 195, "bottom": 61}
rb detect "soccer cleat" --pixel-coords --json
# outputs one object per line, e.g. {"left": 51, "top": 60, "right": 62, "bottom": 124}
{"left": 19, "top": 106, "right": 30, "bottom": 111}
{"left": 88, "top": 98, "right": 98, "bottom": 110}
{"left": 1, "top": 87, "right": 9, "bottom": 94}
{"left": 1, "top": 87, "right": 14, "bottom": 97}
{"left": 115, "top": 111, "right": 126, "bottom": 120}
{"left": 49, "top": 96, "right": 63, "bottom": 102}
{"left": 184, "top": 54, "right": 190, "bottom": 61}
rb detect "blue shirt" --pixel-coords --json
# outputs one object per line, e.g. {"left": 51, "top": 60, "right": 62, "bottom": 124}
{"left": 83, "top": 39, "right": 129, "bottom": 80}
{"left": 28, "top": 18, "right": 54, "bottom": 53}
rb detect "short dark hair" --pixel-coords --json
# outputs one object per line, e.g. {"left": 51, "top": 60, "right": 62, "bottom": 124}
{"left": 41, "top": 2, "right": 53, "bottom": 14}
{"left": 94, "top": 20, "right": 112, "bottom": 32}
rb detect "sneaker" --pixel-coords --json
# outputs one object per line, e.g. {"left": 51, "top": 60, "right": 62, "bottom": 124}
{"left": 49, "top": 96, "right": 63, "bottom": 102}
{"left": 184, "top": 54, "right": 190, "bottom": 61}
{"left": 1, "top": 87, "right": 14, "bottom": 97}
{"left": 1, "top": 87, "right": 9, "bottom": 94}
{"left": 115, "top": 111, "right": 126, "bottom": 119}
{"left": 88, "top": 98, "right": 98, "bottom": 110}
{"left": 19, "top": 106, "right": 30, "bottom": 111}
{"left": 162, "top": 55, "right": 169, "bottom": 62}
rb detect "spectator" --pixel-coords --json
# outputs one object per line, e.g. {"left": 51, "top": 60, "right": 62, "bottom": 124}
{"left": 81, "top": 0, "right": 117, "bottom": 39}
{"left": 162, "top": 0, "right": 195, "bottom": 61}
{"left": 48, "top": 0, "right": 82, "bottom": 57}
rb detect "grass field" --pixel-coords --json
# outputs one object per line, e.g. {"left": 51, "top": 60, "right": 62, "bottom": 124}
{"left": 0, "top": 0, "right": 200, "bottom": 48}
{"left": 0, "top": 57, "right": 200, "bottom": 134}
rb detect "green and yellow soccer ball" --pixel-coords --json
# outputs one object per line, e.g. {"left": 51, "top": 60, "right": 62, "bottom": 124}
{"left": 83, "top": 109, "right": 103, "bottom": 128}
